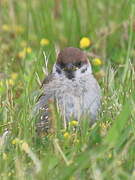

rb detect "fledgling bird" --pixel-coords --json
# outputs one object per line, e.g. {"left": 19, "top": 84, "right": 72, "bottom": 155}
{"left": 35, "top": 47, "right": 101, "bottom": 135}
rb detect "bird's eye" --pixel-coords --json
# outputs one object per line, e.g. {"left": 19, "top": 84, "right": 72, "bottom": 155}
{"left": 75, "top": 61, "right": 82, "bottom": 68}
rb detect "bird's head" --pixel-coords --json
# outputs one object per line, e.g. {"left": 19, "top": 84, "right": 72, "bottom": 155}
{"left": 53, "top": 47, "right": 92, "bottom": 80}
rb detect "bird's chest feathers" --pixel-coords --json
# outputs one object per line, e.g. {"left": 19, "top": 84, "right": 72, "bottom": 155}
{"left": 55, "top": 78, "right": 88, "bottom": 100}
{"left": 52, "top": 78, "right": 91, "bottom": 118}
{"left": 44, "top": 75, "right": 97, "bottom": 120}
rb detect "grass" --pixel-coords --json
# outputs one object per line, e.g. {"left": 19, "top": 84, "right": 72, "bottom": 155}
{"left": 0, "top": 0, "right": 135, "bottom": 179}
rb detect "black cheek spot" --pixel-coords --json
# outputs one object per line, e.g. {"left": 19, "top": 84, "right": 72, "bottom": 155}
{"left": 56, "top": 68, "right": 62, "bottom": 74}
{"left": 81, "top": 68, "right": 87, "bottom": 73}
{"left": 59, "top": 62, "right": 66, "bottom": 69}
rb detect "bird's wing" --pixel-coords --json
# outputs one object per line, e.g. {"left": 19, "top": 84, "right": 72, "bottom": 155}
{"left": 34, "top": 73, "right": 56, "bottom": 136}
{"left": 35, "top": 73, "right": 55, "bottom": 102}
{"left": 40, "top": 73, "right": 55, "bottom": 88}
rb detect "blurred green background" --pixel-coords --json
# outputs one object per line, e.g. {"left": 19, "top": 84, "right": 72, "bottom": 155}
{"left": 0, "top": 0, "right": 135, "bottom": 180}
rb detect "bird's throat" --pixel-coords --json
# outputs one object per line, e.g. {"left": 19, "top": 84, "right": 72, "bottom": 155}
{"left": 65, "top": 71, "right": 75, "bottom": 80}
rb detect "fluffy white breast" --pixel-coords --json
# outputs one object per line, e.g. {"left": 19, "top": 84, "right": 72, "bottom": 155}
{"left": 43, "top": 72, "right": 101, "bottom": 123}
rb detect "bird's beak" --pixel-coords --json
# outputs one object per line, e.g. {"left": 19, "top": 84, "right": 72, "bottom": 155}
{"left": 64, "top": 63, "right": 78, "bottom": 71}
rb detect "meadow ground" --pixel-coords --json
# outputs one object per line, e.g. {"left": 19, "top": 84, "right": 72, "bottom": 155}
{"left": 0, "top": 0, "right": 135, "bottom": 179}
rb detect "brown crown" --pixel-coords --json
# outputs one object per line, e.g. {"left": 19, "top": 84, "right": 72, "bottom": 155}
{"left": 57, "top": 47, "right": 88, "bottom": 64}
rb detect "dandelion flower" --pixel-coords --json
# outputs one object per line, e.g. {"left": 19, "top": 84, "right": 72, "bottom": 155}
{"left": 9, "top": 79, "right": 14, "bottom": 86}
{"left": 3, "top": 153, "right": 8, "bottom": 160}
{"left": 6, "top": 79, "right": 14, "bottom": 86}
{"left": 63, "top": 132, "right": 70, "bottom": 139}
{"left": 11, "top": 73, "right": 18, "bottom": 80}
{"left": 108, "top": 153, "right": 112, "bottom": 158}
{"left": 69, "top": 120, "right": 78, "bottom": 126}
{"left": 40, "top": 38, "right": 50, "bottom": 46}
{"left": 80, "top": 37, "right": 91, "bottom": 48}
{"left": 18, "top": 50, "right": 26, "bottom": 59}
{"left": 2, "top": 24, "right": 10, "bottom": 32}
{"left": 12, "top": 138, "right": 20, "bottom": 145}
{"left": 0, "top": 81, "right": 3, "bottom": 87}
{"left": 92, "top": 58, "right": 103, "bottom": 66}
{"left": 18, "top": 47, "right": 32, "bottom": 58}
{"left": 25, "top": 47, "right": 32, "bottom": 54}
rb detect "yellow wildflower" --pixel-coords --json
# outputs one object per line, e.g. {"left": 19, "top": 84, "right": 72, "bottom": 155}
{"left": 18, "top": 47, "right": 32, "bottom": 58}
{"left": 2, "top": 24, "right": 11, "bottom": 32}
{"left": 108, "top": 153, "right": 112, "bottom": 158}
{"left": 13, "top": 25, "right": 24, "bottom": 34}
{"left": 11, "top": 73, "right": 18, "bottom": 80}
{"left": 69, "top": 120, "right": 78, "bottom": 126}
{"left": 12, "top": 138, "right": 20, "bottom": 145}
{"left": 80, "top": 37, "right": 91, "bottom": 48}
{"left": 25, "top": 47, "right": 32, "bottom": 54}
{"left": 0, "top": 81, "right": 3, "bottom": 87}
{"left": 63, "top": 132, "right": 70, "bottom": 139}
{"left": 22, "top": 47, "right": 32, "bottom": 54}
{"left": 18, "top": 50, "right": 26, "bottom": 59}
{"left": 6, "top": 79, "right": 14, "bottom": 86}
{"left": 40, "top": 38, "right": 50, "bottom": 46}
{"left": 9, "top": 79, "right": 14, "bottom": 86}
{"left": 92, "top": 58, "right": 103, "bottom": 66}
{"left": 3, "top": 152, "right": 8, "bottom": 160}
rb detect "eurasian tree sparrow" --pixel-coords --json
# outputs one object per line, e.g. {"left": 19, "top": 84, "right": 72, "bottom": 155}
{"left": 35, "top": 47, "right": 101, "bottom": 135}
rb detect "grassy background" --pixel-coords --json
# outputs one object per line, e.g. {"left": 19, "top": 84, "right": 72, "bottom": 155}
{"left": 0, "top": 0, "right": 135, "bottom": 179}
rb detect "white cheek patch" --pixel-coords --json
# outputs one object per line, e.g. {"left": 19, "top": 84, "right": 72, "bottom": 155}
{"left": 75, "top": 63, "right": 92, "bottom": 78}
{"left": 53, "top": 63, "right": 65, "bottom": 78}
{"left": 53, "top": 62, "right": 92, "bottom": 79}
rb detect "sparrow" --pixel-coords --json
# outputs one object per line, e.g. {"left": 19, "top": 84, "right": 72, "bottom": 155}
{"left": 35, "top": 47, "right": 101, "bottom": 135}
